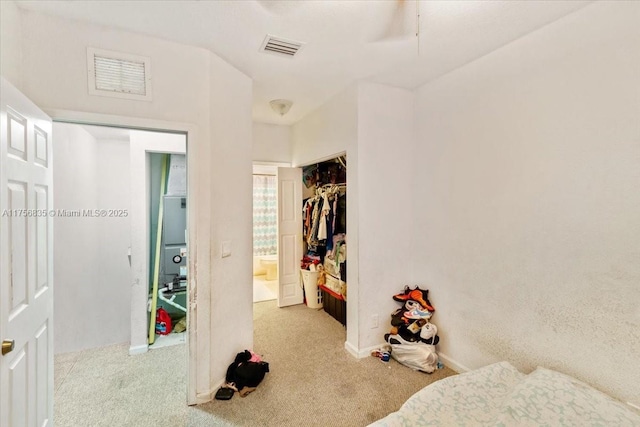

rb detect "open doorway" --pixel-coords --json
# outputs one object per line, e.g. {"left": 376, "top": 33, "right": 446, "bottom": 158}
{"left": 51, "top": 123, "right": 189, "bottom": 404}
{"left": 251, "top": 162, "right": 291, "bottom": 303}
{"left": 252, "top": 164, "right": 278, "bottom": 303}
{"left": 147, "top": 151, "right": 188, "bottom": 349}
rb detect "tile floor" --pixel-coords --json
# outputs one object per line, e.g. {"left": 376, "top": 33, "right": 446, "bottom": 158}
{"left": 253, "top": 274, "right": 278, "bottom": 303}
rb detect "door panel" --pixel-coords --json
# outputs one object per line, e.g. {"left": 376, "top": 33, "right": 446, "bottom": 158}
{"left": 8, "top": 182, "right": 28, "bottom": 311}
{"left": 35, "top": 322, "right": 49, "bottom": 427}
{"left": 35, "top": 185, "right": 49, "bottom": 295}
{"left": 8, "top": 110, "right": 27, "bottom": 160}
{"left": 277, "top": 167, "right": 303, "bottom": 307}
{"left": 9, "top": 348, "right": 28, "bottom": 426}
{"left": 1, "top": 77, "right": 54, "bottom": 427}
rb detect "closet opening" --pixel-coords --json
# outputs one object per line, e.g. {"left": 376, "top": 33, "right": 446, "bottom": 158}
{"left": 300, "top": 154, "right": 347, "bottom": 326}
{"left": 148, "top": 151, "right": 188, "bottom": 349}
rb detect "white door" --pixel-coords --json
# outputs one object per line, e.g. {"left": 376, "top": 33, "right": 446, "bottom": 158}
{"left": 0, "top": 77, "right": 54, "bottom": 427}
{"left": 277, "top": 167, "right": 303, "bottom": 307}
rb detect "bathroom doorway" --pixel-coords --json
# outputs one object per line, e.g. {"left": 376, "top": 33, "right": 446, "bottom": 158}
{"left": 252, "top": 164, "right": 280, "bottom": 302}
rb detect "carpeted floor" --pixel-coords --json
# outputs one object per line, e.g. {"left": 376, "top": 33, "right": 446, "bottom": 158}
{"left": 55, "top": 300, "right": 456, "bottom": 426}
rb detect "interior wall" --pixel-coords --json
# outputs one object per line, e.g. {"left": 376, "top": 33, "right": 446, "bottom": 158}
{"left": 291, "top": 85, "right": 360, "bottom": 349}
{"left": 356, "top": 83, "right": 415, "bottom": 352}
{"left": 17, "top": 9, "right": 253, "bottom": 402}
{"left": 208, "top": 51, "right": 254, "bottom": 388}
{"left": 253, "top": 122, "right": 291, "bottom": 163}
{"left": 53, "top": 123, "right": 131, "bottom": 354}
{"left": 291, "top": 86, "right": 358, "bottom": 167}
{"left": 412, "top": 1, "right": 640, "bottom": 404}
{"left": 0, "top": 1, "right": 23, "bottom": 90}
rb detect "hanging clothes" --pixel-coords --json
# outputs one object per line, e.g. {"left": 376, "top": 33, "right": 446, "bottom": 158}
{"left": 334, "top": 193, "right": 347, "bottom": 234}
{"left": 317, "top": 192, "right": 330, "bottom": 240}
{"left": 307, "top": 198, "right": 321, "bottom": 246}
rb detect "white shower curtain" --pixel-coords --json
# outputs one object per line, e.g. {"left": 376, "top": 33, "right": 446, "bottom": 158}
{"left": 253, "top": 175, "right": 277, "bottom": 256}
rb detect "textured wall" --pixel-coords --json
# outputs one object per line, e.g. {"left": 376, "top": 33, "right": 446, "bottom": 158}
{"left": 357, "top": 83, "right": 415, "bottom": 351}
{"left": 413, "top": 1, "right": 640, "bottom": 404}
{"left": 53, "top": 125, "right": 132, "bottom": 354}
{"left": 0, "top": 1, "right": 23, "bottom": 90}
{"left": 252, "top": 122, "right": 292, "bottom": 163}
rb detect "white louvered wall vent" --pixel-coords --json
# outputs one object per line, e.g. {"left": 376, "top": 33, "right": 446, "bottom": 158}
{"left": 260, "top": 35, "right": 305, "bottom": 58}
{"left": 87, "top": 48, "right": 152, "bottom": 101}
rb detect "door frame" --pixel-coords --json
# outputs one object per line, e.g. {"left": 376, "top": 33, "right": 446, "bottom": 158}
{"left": 47, "top": 109, "right": 200, "bottom": 405}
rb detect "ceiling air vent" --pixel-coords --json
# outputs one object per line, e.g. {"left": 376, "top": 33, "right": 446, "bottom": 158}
{"left": 87, "top": 47, "right": 153, "bottom": 101}
{"left": 260, "top": 35, "right": 305, "bottom": 58}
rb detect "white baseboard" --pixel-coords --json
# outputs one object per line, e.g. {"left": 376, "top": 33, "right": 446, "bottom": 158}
{"left": 344, "top": 341, "right": 359, "bottom": 358}
{"left": 195, "top": 388, "right": 215, "bottom": 405}
{"left": 129, "top": 344, "right": 148, "bottom": 355}
{"left": 344, "top": 341, "right": 388, "bottom": 359}
{"left": 347, "top": 342, "right": 472, "bottom": 373}
{"left": 437, "top": 352, "right": 471, "bottom": 373}
{"left": 192, "top": 378, "right": 228, "bottom": 405}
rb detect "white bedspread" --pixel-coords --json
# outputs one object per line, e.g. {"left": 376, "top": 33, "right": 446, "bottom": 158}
{"left": 369, "top": 362, "right": 640, "bottom": 427}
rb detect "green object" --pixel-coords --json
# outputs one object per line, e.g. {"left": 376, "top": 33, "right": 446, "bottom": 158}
{"left": 148, "top": 154, "right": 168, "bottom": 345}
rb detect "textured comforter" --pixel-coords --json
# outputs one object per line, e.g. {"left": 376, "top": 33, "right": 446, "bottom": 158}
{"left": 370, "top": 361, "right": 640, "bottom": 426}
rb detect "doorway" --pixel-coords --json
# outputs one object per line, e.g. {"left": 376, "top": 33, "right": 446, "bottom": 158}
{"left": 251, "top": 162, "right": 290, "bottom": 303}
{"left": 51, "top": 123, "right": 189, "bottom": 407}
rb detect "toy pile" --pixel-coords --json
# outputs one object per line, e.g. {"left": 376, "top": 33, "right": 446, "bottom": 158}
{"left": 384, "top": 286, "right": 440, "bottom": 373}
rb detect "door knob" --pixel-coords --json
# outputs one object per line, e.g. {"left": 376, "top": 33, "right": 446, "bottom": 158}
{"left": 2, "top": 339, "right": 14, "bottom": 356}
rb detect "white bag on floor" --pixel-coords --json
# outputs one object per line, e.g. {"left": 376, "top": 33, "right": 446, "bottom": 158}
{"left": 388, "top": 339, "right": 438, "bottom": 373}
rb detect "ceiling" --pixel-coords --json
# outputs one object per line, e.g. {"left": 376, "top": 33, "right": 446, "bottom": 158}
{"left": 16, "top": 0, "right": 592, "bottom": 125}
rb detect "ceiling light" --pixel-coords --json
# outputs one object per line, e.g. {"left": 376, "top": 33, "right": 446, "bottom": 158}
{"left": 270, "top": 99, "right": 293, "bottom": 116}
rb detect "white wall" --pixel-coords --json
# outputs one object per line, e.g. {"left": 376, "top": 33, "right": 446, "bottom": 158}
{"left": 356, "top": 83, "right": 415, "bottom": 351}
{"left": 291, "top": 86, "right": 361, "bottom": 349}
{"left": 13, "top": 8, "right": 253, "bottom": 403}
{"left": 291, "top": 86, "right": 357, "bottom": 167}
{"left": 413, "top": 1, "right": 640, "bottom": 404}
{"left": 0, "top": 1, "right": 23, "bottom": 90}
{"left": 207, "top": 51, "right": 254, "bottom": 390}
{"left": 252, "top": 122, "right": 291, "bottom": 163}
{"left": 53, "top": 124, "right": 131, "bottom": 354}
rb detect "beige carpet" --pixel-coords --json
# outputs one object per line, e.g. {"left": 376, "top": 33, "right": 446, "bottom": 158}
{"left": 55, "top": 300, "right": 456, "bottom": 426}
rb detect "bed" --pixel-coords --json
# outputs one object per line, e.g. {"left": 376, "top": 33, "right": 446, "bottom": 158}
{"left": 369, "top": 361, "right": 640, "bottom": 426}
